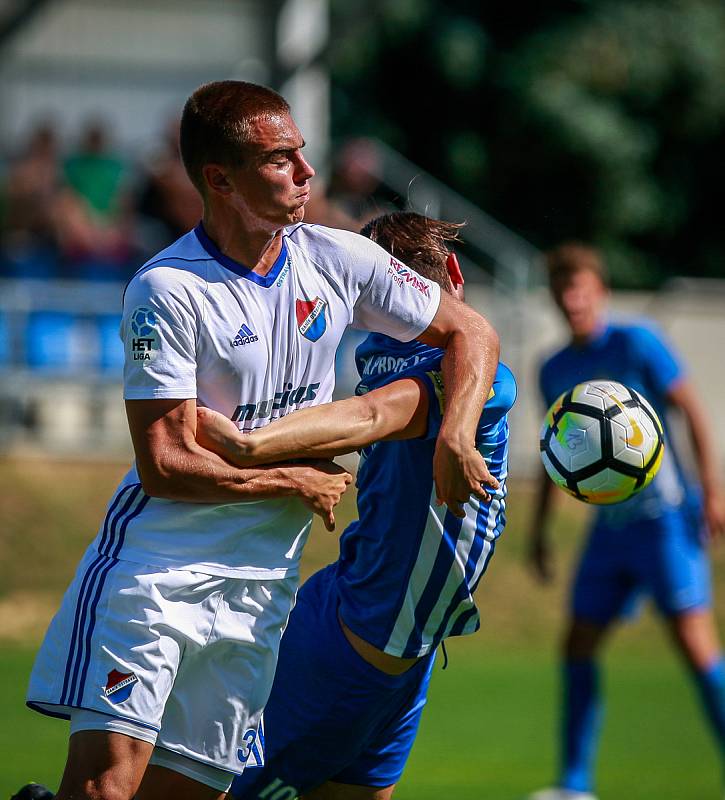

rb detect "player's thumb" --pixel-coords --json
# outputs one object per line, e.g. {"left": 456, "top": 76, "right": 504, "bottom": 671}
{"left": 325, "top": 510, "right": 336, "bottom": 532}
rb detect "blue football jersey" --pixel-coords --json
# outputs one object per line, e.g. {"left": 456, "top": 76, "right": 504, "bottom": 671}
{"left": 539, "top": 320, "right": 692, "bottom": 524}
{"left": 335, "top": 333, "right": 516, "bottom": 659}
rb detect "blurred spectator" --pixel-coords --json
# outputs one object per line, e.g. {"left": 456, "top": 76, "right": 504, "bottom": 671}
{"left": 305, "top": 138, "right": 399, "bottom": 230}
{"left": 64, "top": 121, "right": 126, "bottom": 219}
{"left": 327, "top": 138, "right": 397, "bottom": 223}
{"left": 137, "top": 117, "right": 202, "bottom": 248}
{"left": 0, "top": 122, "right": 62, "bottom": 278}
{"left": 55, "top": 120, "right": 135, "bottom": 280}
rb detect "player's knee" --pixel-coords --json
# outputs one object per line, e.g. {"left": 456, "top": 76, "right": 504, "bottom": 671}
{"left": 563, "top": 620, "right": 604, "bottom": 659}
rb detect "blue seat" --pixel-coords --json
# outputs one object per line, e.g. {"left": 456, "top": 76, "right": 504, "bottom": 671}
{"left": 0, "top": 311, "right": 10, "bottom": 366}
{"left": 2, "top": 245, "right": 60, "bottom": 280}
{"left": 96, "top": 313, "right": 124, "bottom": 373}
{"left": 25, "top": 311, "right": 82, "bottom": 371}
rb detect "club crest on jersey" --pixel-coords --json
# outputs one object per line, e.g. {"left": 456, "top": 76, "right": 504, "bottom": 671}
{"left": 295, "top": 297, "right": 327, "bottom": 342}
{"left": 103, "top": 669, "right": 138, "bottom": 704}
{"left": 232, "top": 323, "right": 258, "bottom": 347}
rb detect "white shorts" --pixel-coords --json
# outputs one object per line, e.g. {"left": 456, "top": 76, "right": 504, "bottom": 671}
{"left": 27, "top": 545, "right": 297, "bottom": 777}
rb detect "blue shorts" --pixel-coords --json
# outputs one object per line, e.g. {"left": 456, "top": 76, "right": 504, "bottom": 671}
{"left": 572, "top": 507, "right": 711, "bottom": 625}
{"left": 231, "top": 564, "right": 435, "bottom": 799}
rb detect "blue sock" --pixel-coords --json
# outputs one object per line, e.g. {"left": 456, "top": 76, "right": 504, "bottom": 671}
{"left": 560, "top": 658, "right": 603, "bottom": 793}
{"left": 691, "top": 657, "right": 725, "bottom": 762}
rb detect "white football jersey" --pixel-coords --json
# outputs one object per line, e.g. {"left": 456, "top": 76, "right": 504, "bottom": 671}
{"left": 93, "top": 223, "right": 440, "bottom": 579}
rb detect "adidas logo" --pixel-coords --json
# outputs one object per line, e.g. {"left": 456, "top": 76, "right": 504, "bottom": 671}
{"left": 232, "top": 323, "right": 259, "bottom": 347}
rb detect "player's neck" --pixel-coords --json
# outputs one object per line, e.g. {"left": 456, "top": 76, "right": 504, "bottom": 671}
{"left": 201, "top": 210, "right": 283, "bottom": 275}
{"left": 571, "top": 319, "right": 607, "bottom": 346}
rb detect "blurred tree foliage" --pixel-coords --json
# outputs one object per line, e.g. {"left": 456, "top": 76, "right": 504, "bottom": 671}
{"left": 330, "top": 0, "right": 725, "bottom": 287}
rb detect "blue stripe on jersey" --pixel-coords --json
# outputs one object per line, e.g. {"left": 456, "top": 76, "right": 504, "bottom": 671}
{"left": 449, "top": 606, "right": 478, "bottom": 637}
{"left": 337, "top": 334, "right": 516, "bottom": 658}
{"left": 61, "top": 485, "right": 138, "bottom": 703}
{"left": 60, "top": 551, "right": 107, "bottom": 705}
{"left": 73, "top": 555, "right": 119, "bottom": 705}
{"left": 401, "top": 507, "right": 465, "bottom": 657}
{"left": 96, "top": 484, "right": 136, "bottom": 560}
{"left": 61, "top": 484, "right": 147, "bottom": 706}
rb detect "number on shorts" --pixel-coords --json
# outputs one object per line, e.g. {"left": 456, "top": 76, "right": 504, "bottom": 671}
{"left": 258, "top": 777, "right": 298, "bottom": 799}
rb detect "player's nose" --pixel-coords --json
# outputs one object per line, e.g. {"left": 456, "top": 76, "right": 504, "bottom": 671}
{"left": 295, "top": 153, "right": 315, "bottom": 184}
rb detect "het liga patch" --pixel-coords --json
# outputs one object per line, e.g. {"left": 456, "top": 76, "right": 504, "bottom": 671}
{"left": 127, "top": 306, "right": 160, "bottom": 363}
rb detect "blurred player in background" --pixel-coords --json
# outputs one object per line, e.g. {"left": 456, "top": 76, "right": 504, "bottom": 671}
{"left": 20, "top": 83, "right": 500, "bottom": 800}
{"left": 195, "top": 211, "right": 516, "bottom": 800}
{"left": 527, "top": 243, "right": 725, "bottom": 800}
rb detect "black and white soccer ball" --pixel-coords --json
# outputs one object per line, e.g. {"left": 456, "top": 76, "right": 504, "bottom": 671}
{"left": 130, "top": 306, "right": 157, "bottom": 338}
{"left": 539, "top": 380, "right": 664, "bottom": 504}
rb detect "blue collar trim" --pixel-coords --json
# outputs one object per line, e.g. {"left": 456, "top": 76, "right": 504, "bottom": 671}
{"left": 194, "top": 222, "right": 289, "bottom": 287}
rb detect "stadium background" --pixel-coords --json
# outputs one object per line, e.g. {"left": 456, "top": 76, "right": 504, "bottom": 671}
{"left": 0, "top": 1, "right": 723, "bottom": 797}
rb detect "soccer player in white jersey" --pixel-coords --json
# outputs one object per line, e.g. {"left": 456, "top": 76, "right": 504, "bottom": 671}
{"left": 192, "top": 211, "right": 515, "bottom": 800}
{"left": 23, "top": 82, "right": 500, "bottom": 800}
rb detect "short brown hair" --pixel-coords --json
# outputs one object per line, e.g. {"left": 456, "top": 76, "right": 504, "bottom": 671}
{"left": 361, "top": 211, "right": 464, "bottom": 294}
{"left": 180, "top": 80, "right": 290, "bottom": 192}
{"left": 545, "top": 242, "right": 608, "bottom": 293}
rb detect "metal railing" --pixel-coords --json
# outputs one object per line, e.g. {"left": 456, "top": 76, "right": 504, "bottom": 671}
{"left": 365, "top": 139, "right": 541, "bottom": 378}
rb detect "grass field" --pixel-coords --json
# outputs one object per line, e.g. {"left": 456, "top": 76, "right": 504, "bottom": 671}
{"left": 1, "top": 457, "right": 723, "bottom": 798}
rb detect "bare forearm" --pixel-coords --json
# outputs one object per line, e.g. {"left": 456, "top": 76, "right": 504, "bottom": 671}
{"left": 686, "top": 407, "right": 721, "bottom": 495}
{"left": 438, "top": 310, "right": 499, "bottom": 446}
{"left": 669, "top": 381, "right": 722, "bottom": 494}
{"left": 137, "top": 441, "right": 309, "bottom": 503}
{"left": 230, "top": 398, "right": 379, "bottom": 465}
{"left": 127, "top": 398, "right": 310, "bottom": 503}
{"left": 197, "top": 380, "right": 428, "bottom": 468}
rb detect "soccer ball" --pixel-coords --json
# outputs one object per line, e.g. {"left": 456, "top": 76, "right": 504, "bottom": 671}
{"left": 130, "top": 307, "right": 157, "bottom": 337}
{"left": 539, "top": 380, "right": 664, "bottom": 504}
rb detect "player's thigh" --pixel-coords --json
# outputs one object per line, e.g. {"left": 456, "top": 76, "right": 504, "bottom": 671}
{"left": 27, "top": 551, "right": 220, "bottom": 727}
{"left": 666, "top": 607, "right": 722, "bottom": 670}
{"left": 303, "top": 780, "right": 395, "bottom": 800}
{"left": 56, "top": 730, "right": 153, "bottom": 800}
{"left": 570, "top": 524, "right": 637, "bottom": 628}
{"left": 137, "top": 763, "right": 228, "bottom": 800}
{"left": 157, "top": 574, "right": 297, "bottom": 778}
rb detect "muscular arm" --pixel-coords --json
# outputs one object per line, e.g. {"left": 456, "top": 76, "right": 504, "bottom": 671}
{"left": 126, "top": 398, "right": 351, "bottom": 530}
{"left": 416, "top": 291, "right": 500, "bottom": 515}
{"left": 667, "top": 378, "right": 725, "bottom": 538}
{"left": 196, "top": 378, "right": 431, "bottom": 467}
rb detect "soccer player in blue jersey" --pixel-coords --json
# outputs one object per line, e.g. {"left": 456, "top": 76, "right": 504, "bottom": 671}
{"left": 527, "top": 243, "right": 725, "bottom": 800}
{"left": 194, "top": 211, "right": 516, "bottom": 800}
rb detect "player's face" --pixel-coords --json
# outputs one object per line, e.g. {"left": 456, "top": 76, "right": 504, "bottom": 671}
{"left": 553, "top": 269, "right": 608, "bottom": 340}
{"left": 229, "top": 113, "right": 315, "bottom": 229}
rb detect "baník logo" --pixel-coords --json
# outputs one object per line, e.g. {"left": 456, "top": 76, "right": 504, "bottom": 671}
{"left": 295, "top": 297, "right": 326, "bottom": 342}
{"left": 103, "top": 669, "right": 138, "bottom": 704}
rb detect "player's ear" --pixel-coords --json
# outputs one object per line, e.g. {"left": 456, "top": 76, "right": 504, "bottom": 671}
{"left": 202, "top": 164, "right": 234, "bottom": 197}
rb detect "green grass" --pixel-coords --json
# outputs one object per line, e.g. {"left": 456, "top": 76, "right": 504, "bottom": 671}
{"left": 1, "top": 458, "right": 723, "bottom": 798}
{"left": 0, "top": 647, "right": 69, "bottom": 792}
{"left": 397, "top": 647, "right": 720, "bottom": 799}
